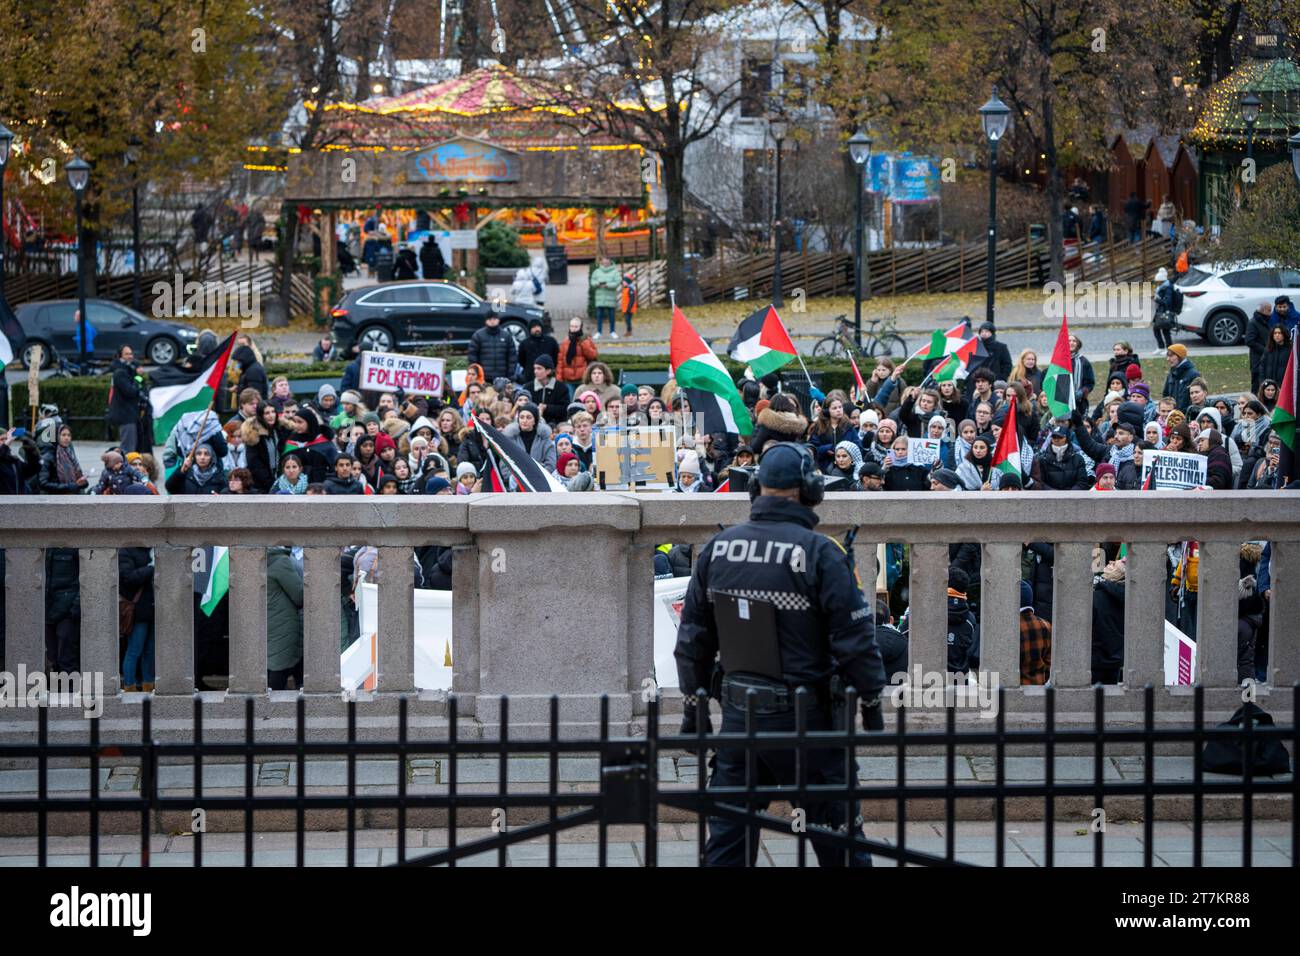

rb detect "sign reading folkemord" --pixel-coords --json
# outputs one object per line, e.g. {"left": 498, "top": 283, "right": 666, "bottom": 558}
{"left": 1141, "top": 450, "right": 1207, "bottom": 490}
{"left": 360, "top": 351, "right": 446, "bottom": 397}
{"left": 405, "top": 138, "right": 521, "bottom": 183}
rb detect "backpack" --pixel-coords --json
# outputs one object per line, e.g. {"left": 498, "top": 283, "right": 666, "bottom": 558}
{"left": 531, "top": 274, "right": 542, "bottom": 296}
{"left": 1169, "top": 286, "right": 1184, "bottom": 314}
{"left": 1201, "top": 703, "right": 1292, "bottom": 776}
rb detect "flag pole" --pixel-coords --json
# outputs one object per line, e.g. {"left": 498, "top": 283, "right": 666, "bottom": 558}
{"left": 182, "top": 398, "right": 217, "bottom": 470}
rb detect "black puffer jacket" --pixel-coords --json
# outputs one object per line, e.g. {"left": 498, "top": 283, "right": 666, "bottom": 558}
{"left": 0, "top": 439, "right": 39, "bottom": 495}
{"left": 416, "top": 546, "right": 454, "bottom": 590}
{"left": 467, "top": 324, "right": 518, "bottom": 383}
{"left": 750, "top": 407, "right": 809, "bottom": 460}
{"left": 45, "top": 548, "right": 80, "bottom": 622}
{"left": 1033, "top": 443, "right": 1092, "bottom": 491}
{"left": 944, "top": 591, "right": 979, "bottom": 673}
{"left": 107, "top": 358, "right": 142, "bottom": 425}
{"left": 232, "top": 345, "right": 268, "bottom": 399}
{"left": 1091, "top": 579, "right": 1125, "bottom": 682}
{"left": 38, "top": 445, "right": 83, "bottom": 494}
{"left": 240, "top": 418, "right": 278, "bottom": 493}
{"left": 118, "top": 548, "right": 155, "bottom": 624}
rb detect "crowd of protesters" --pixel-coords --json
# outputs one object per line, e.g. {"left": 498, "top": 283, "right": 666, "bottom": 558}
{"left": 0, "top": 306, "right": 1292, "bottom": 696}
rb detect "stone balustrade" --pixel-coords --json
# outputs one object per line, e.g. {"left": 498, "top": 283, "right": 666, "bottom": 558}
{"left": 1, "top": 491, "right": 1296, "bottom": 740}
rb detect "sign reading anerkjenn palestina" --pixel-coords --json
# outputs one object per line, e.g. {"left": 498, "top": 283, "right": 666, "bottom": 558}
{"left": 405, "top": 138, "right": 521, "bottom": 183}
{"left": 1140, "top": 450, "right": 1208, "bottom": 490}
{"left": 359, "top": 351, "right": 446, "bottom": 397}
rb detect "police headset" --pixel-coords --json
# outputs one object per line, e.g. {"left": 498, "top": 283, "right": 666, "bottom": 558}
{"left": 747, "top": 441, "right": 824, "bottom": 507}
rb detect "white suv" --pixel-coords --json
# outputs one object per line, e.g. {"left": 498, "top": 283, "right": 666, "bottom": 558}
{"left": 1175, "top": 261, "right": 1300, "bottom": 346}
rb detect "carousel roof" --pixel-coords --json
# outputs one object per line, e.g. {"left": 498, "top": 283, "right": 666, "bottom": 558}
{"left": 1190, "top": 53, "right": 1300, "bottom": 148}
{"left": 328, "top": 64, "right": 565, "bottom": 116}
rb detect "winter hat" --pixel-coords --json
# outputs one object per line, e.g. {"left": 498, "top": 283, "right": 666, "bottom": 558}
{"left": 410, "top": 435, "right": 430, "bottom": 450}
{"left": 100, "top": 450, "right": 123, "bottom": 468}
{"left": 557, "top": 452, "right": 579, "bottom": 474}
{"left": 423, "top": 476, "right": 451, "bottom": 495}
{"left": 565, "top": 402, "right": 586, "bottom": 419}
{"left": 1125, "top": 363, "right": 1143, "bottom": 382}
{"left": 532, "top": 354, "right": 555, "bottom": 371}
{"left": 931, "top": 468, "right": 962, "bottom": 490}
{"left": 126, "top": 451, "right": 144, "bottom": 463}
{"left": 1128, "top": 382, "right": 1150, "bottom": 399}
{"left": 1167, "top": 344, "right": 1188, "bottom": 361}
{"left": 948, "top": 566, "right": 970, "bottom": 595}
{"left": 317, "top": 384, "right": 337, "bottom": 403}
{"left": 979, "top": 320, "right": 996, "bottom": 334}
{"left": 928, "top": 414, "right": 948, "bottom": 435}
{"left": 678, "top": 451, "right": 702, "bottom": 476}
{"left": 456, "top": 461, "right": 478, "bottom": 480}
{"left": 122, "top": 484, "right": 155, "bottom": 496}
{"left": 518, "top": 402, "right": 540, "bottom": 424}
{"left": 576, "top": 390, "right": 603, "bottom": 411}
{"left": 857, "top": 461, "right": 884, "bottom": 480}
{"left": 1020, "top": 580, "right": 1034, "bottom": 612}
{"left": 834, "top": 440, "right": 863, "bottom": 467}
{"left": 999, "top": 471, "right": 1023, "bottom": 489}
{"left": 340, "top": 390, "right": 362, "bottom": 406}
{"left": 374, "top": 433, "right": 397, "bottom": 455}
{"left": 528, "top": 317, "right": 544, "bottom": 330}
{"left": 620, "top": 383, "right": 638, "bottom": 398}
{"left": 863, "top": 409, "right": 880, "bottom": 427}
{"left": 1154, "top": 267, "right": 1169, "bottom": 282}
{"left": 1095, "top": 462, "right": 1117, "bottom": 478}
{"left": 493, "top": 376, "right": 512, "bottom": 393}
{"left": 361, "top": 412, "right": 382, "bottom": 427}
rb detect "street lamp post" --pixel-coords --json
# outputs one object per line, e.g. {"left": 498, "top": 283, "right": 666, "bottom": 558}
{"left": 66, "top": 156, "right": 91, "bottom": 371}
{"left": 979, "top": 87, "right": 1012, "bottom": 329}
{"left": 126, "top": 138, "right": 142, "bottom": 311}
{"left": 1241, "top": 92, "right": 1261, "bottom": 209}
{"left": 848, "top": 130, "right": 872, "bottom": 352}
{"left": 0, "top": 122, "right": 13, "bottom": 312}
{"left": 769, "top": 111, "right": 788, "bottom": 308}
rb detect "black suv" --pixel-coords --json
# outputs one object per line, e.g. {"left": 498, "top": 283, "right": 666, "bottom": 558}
{"left": 15, "top": 298, "right": 198, "bottom": 369}
{"left": 329, "top": 280, "right": 549, "bottom": 354}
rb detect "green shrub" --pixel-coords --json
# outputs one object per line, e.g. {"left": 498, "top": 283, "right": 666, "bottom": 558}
{"left": 478, "top": 221, "right": 530, "bottom": 269}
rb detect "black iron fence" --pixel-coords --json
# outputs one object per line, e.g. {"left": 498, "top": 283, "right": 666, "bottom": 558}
{"left": 1, "top": 685, "right": 1295, "bottom": 867}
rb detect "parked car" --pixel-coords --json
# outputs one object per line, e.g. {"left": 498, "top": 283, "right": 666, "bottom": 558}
{"left": 14, "top": 298, "right": 199, "bottom": 369}
{"left": 328, "top": 280, "right": 549, "bottom": 354}
{"left": 1175, "top": 261, "right": 1300, "bottom": 347}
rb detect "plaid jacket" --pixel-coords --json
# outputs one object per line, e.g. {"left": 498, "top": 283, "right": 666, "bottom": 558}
{"left": 1019, "top": 610, "right": 1052, "bottom": 685}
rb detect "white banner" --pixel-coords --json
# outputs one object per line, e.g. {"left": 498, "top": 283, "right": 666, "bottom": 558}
{"left": 1141, "top": 450, "right": 1207, "bottom": 490}
{"left": 344, "top": 577, "right": 690, "bottom": 693}
{"left": 1163, "top": 620, "right": 1197, "bottom": 685}
{"left": 908, "top": 438, "right": 942, "bottom": 468}
{"left": 359, "top": 351, "right": 447, "bottom": 397}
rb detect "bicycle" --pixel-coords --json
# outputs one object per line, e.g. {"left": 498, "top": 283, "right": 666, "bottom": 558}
{"left": 811, "top": 314, "right": 908, "bottom": 362}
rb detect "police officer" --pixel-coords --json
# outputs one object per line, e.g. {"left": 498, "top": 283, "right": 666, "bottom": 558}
{"left": 674, "top": 442, "right": 886, "bottom": 867}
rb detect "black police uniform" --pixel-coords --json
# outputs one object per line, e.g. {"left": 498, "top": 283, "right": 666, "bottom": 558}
{"left": 674, "top": 489, "right": 887, "bottom": 867}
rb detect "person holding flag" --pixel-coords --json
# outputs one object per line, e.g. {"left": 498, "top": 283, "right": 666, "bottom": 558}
{"left": 1273, "top": 324, "right": 1297, "bottom": 488}
{"left": 1041, "top": 316, "right": 1076, "bottom": 422}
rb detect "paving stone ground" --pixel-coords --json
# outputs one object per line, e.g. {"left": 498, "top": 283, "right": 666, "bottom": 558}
{"left": 0, "top": 821, "right": 1289, "bottom": 867}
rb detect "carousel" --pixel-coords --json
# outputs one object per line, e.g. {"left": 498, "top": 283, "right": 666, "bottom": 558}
{"left": 282, "top": 64, "right": 654, "bottom": 281}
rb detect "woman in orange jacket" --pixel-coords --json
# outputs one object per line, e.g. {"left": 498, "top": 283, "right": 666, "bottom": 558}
{"left": 556, "top": 317, "right": 598, "bottom": 391}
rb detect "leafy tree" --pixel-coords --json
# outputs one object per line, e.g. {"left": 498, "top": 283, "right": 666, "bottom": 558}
{"left": 1216, "top": 163, "right": 1300, "bottom": 271}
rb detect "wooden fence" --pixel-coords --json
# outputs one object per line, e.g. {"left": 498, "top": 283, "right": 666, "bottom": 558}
{"left": 2, "top": 263, "right": 316, "bottom": 318}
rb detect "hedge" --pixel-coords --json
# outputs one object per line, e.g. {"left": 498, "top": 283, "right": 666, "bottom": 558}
{"left": 10, "top": 353, "right": 926, "bottom": 440}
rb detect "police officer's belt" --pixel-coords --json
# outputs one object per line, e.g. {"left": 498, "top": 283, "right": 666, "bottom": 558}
{"left": 721, "top": 673, "right": 824, "bottom": 715}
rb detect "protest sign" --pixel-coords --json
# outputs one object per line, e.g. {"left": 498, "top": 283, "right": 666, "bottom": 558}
{"left": 908, "top": 438, "right": 942, "bottom": 467}
{"left": 359, "top": 351, "right": 446, "bottom": 397}
{"left": 594, "top": 426, "right": 676, "bottom": 487}
{"left": 1141, "top": 450, "right": 1207, "bottom": 490}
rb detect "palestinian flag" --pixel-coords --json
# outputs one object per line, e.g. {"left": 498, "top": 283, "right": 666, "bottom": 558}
{"left": 472, "top": 416, "right": 566, "bottom": 492}
{"left": 727, "top": 304, "right": 797, "bottom": 377}
{"left": 193, "top": 546, "right": 230, "bottom": 617}
{"left": 0, "top": 298, "right": 24, "bottom": 369}
{"left": 929, "top": 336, "right": 981, "bottom": 383}
{"left": 1275, "top": 327, "right": 1297, "bottom": 485}
{"left": 670, "top": 306, "right": 752, "bottom": 436}
{"left": 714, "top": 477, "right": 731, "bottom": 493}
{"left": 1041, "top": 315, "right": 1075, "bottom": 419}
{"left": 918, "top": 319, "right": 975, "bottom": 361}
{"left": 991, "top": 396, "right": 1022, "bottom": 478}
{"left": 149, "top": 333, "right": 236, "bottom": 445}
